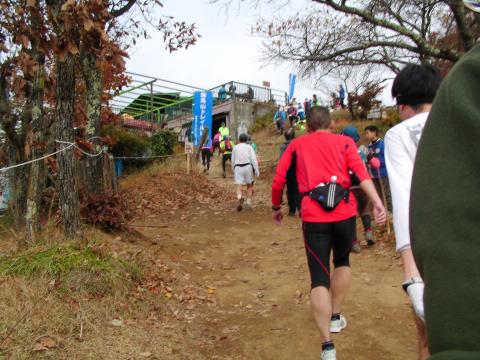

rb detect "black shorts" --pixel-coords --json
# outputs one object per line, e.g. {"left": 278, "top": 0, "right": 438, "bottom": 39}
{"left": 303, "top": 217, "right": 356, "bottom": 289}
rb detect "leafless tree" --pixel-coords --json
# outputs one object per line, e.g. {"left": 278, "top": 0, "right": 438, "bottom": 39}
{"left": 215, "top": 0, "right": 479, "bottom": 79}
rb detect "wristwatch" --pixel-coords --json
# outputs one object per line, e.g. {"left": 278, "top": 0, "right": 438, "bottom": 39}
{"left": 402, "top": 276, "right": 423, "bottom": 293}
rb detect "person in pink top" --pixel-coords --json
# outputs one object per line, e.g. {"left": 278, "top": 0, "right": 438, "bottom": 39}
{"left": 212, "top": 131, "right": 221, "bottom": 156}
{"left": 201, "top": 138, "right": 213, "bottom": 174}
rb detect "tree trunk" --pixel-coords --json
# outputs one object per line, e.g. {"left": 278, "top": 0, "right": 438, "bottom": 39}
{"left": 55, "top": 53, "right": 82, "bottom": 239}
{"left": 0, "top": 63, "right": 30, "bottom": 231}
{"left": 25, "top": 4, "right": 47, "bottom": 245}
{"left": 7, "top": 146, "right": 29, "bottom": 234}
{"left": 81, "top": 51, "right": 104, "bottom": 193}
{"left": 347, "top": 94, "right": 357, "bottom": 121}
{"left": 450, "top": 0, "right": 476, "bottom": 52}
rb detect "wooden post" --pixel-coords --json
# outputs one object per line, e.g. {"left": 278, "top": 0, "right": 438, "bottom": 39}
{"left": 377, "top": 170, "right": 391, "bottom": 236}
{"left": 187, "top": 153, "right": 191, "bottom": 174}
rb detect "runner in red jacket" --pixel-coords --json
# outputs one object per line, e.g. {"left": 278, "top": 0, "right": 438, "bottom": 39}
{"left": 271, "top": 106, "right": 386, "bottom": 360}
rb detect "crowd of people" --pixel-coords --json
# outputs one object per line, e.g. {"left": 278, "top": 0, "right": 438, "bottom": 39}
{"left": 199, "top": 20, "right": 479, "bottom": 357}
{"left": 274, "top": 96, "right": 319, "bottom": 134}
{"left": 270, "top": 51, "right": 480, "bottom": 359}
{"left": 200, "top": 122, "right": 260, "bottom": 211}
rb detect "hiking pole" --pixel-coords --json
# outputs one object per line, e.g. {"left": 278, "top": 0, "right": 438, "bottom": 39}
{"left": 376, "top": 169, "right": 391, "bottom": 236}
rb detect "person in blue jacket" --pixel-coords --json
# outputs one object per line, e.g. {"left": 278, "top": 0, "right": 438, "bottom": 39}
{"left": 365, "top": 125, "right": 391, "bottom": 211}
{"left": 273, "top": 107, "right": 286, "bottom": 135}
{"left": 218, "top": 85, "right": 227, "bottom": 102}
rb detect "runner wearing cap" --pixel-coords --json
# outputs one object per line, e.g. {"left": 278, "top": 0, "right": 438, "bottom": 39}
{"left": 341, "top": 125, "right": 375, "bottom": 253}
{"left": 232, "top": 133, "right": 259, "bottom": 211}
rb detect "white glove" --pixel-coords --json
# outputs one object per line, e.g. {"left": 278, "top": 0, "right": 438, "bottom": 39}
{"left": 255, "top": 169, "right": 260, "bottom": 177}
{"left": 406, "top": 282, "right": 425, "bottom": 322}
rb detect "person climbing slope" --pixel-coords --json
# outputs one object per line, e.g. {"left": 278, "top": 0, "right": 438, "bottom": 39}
{"left": 220, "top": 135, "right": 234, "bottom": 178}
{"left": 201, "top": 137, "right": 213, "bottom": 174}
{"left": 272, "top": 107, "right": 386, "bottom": 360}
{"left": 279, "top": 128, "right": 300, "bottom": 217}
{"left": 231, "top": 133, "right": 259, "bottom": 211}
{"left": 340, "top": 125, "right": 375, "bottom": 253}
{"left": 385, "top": 63, "right": 442, "bottom": 359}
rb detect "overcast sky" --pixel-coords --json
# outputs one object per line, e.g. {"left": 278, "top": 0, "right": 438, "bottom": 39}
{"left": 126, "top": 0, "right": 394, "bottom": 105}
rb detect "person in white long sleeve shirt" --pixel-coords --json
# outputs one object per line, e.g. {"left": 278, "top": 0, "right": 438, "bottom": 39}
{"left": 231, "top": 133, "right": 259, "bottom": 211}
{"left": 385, "top": 64, "right": 442, "bottom": 360}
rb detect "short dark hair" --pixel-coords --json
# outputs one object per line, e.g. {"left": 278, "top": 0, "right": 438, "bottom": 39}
{"left": 284, "top": 128, "right": 295, "bottom": 141}
{"left": 364, "top": 125, "right": 379, "bottom": 135}
{"left": 239, "top": 133, "right": 248, "bottom": 143}
{"left": 391, "top": 64, "right": 442, "bottom": 107}
{"left": 307, "top": 106, "right": 331, "bottom": 131}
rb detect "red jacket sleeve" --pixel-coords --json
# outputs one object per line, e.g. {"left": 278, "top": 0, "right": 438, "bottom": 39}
{"left": 271, "top": 142, "right": 294, "bottom": 207}
{"left": 345, "top": 138, "right": 370, "bottom": 182}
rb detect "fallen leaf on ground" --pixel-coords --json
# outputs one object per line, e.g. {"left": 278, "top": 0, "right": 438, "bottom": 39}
{"left": 110, "top": 319, "right": 124, "bottom": 327}
{"left": 33, "top": 336, "right": 57, "bottom": 351}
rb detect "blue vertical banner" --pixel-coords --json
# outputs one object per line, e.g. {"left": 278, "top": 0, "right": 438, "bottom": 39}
{"left": 192, "top": 91, "right": 213, "bottom": 146}
{"left": 288, "top": 73, "right": 297, "bottom": 101}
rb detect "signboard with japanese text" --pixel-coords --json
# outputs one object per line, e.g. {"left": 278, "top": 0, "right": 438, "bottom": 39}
{"left": 184, "top": 141, "right": 193, "bottom": 154}
{"left": 192, "top": 91, "right": 213, "bottom": 146}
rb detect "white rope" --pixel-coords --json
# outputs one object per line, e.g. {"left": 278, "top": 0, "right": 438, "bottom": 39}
{"left": 0, "top": 138, "right": 104, "bottom": 173}
{"left": 0, "top": 143, "right": 75, "bottom": 173}
{"left": 54, "top": 140, "right": 104, "bottom": 158}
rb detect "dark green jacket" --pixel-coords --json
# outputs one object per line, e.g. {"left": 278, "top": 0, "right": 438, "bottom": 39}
{"left": 411, "top": 45, "right": 480, "bottom": 358}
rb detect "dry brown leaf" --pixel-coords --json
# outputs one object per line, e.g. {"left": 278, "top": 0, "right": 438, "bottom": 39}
{"left": 16, "top": 34, "right": 30, "bottom": 48}
{"left": 60, "top": 0, "right": 75, "bottom": 11}
{"left": 33, "top": 343, "right": 48, "bottom": 352}
{"left": 110, "top": 319, "right": 123, "bottom": 327}
{"left": 33, "top": 336, "right": 57, "bottom": 352}
{"left": 41, "top": 337, "right": 57, "bottom": 348}
{"left": 84, "top": 19, "right": 94, "bottom": 32}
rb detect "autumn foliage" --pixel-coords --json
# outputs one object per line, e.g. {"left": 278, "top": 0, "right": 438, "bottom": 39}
{"left": 0, "top": 0, "right": 199, "bottom": 242}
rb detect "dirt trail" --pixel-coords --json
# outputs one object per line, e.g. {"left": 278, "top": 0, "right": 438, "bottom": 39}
{"left": 131, "top": 153, "right": 418, "bottom": 360}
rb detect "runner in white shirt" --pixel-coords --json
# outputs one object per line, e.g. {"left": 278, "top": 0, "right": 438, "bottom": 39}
{"left": 385, "top": 64, "right": 443, "bottom": 360}
{"left": 231, "top": 133, "right": 259, "bottom": 211}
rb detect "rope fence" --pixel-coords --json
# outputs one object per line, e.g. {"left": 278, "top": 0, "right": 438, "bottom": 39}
{"left": 0, "top": 139, "right": 105, "bottom": 173}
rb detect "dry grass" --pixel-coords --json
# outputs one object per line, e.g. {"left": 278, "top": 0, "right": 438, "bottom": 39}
{"left": 0, "top": 276, "right": 184, "bottom": 359}
{"left": 0, "top": 161, "right": 230, "bottom": 359}
{"left": 119, "top": 155, "right": 188, "bottom": 190}
{"left": 0, "top": 226, "right": 204, "bottom": 359}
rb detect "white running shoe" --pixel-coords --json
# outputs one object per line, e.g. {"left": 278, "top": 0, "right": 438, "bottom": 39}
{"left": 321, "top": 348, "right": 337, "bottom": 360}
{"left": 330, "top": 314, "right": 347, "bottom": 333}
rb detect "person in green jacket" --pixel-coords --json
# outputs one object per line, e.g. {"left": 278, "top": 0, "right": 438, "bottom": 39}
{"left": 410, "top": 3, "right": 480, "bottom": 358}
{"left": 219, "top": 122, "right": 230, "bottom": 139}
